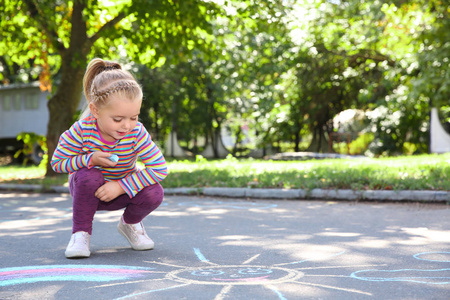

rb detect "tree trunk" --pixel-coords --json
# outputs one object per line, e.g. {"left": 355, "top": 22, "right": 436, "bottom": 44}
{"left": 45, "top": 54, "right": 86, "bottom": 176}
{"left": 210, "top": 129, "right": 218, "bottom": 158}
{"left": 44, "top": 0, "right": 91, "bottom": 176}
{"left": 307, "top": 127, "right": 329, "bottom": 153}
{"left": 294, "top": 131, "right": 301, "bottom": 152}
{"left": 232, "top": 127, "right": 242, "bottom": 155}
{"left": 153, "top": 102, "right": 160, "bottom": 140}
{"left": 294, "top": 116, "right": 302, "bottom": 152}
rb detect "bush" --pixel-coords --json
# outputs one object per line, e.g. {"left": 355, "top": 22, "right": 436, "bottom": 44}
{"left": 15, "top": 132, "right": 47, "bottom": 166}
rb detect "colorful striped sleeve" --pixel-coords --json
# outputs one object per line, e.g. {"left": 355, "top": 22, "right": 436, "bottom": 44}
{"left": 51, "top": 121, "right": 93, "bottom": 173}
{"left": 118, "top": 125, "right": 168, "bottom": 198}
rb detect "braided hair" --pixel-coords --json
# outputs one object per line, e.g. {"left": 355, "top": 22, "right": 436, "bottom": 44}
{"left": 80, "top": 58, "right": 143, "bottom": 120}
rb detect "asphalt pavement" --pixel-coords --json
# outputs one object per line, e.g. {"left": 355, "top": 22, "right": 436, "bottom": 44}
{"left": 0, "top": 191, "right": 449, "bottom": 299}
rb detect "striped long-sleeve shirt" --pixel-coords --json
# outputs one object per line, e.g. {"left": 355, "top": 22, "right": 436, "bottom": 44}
{"left": 51, "top": 116, "right": 168, "bottom": 198}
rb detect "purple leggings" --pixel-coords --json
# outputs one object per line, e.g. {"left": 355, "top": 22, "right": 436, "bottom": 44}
{"left": 69, "top": 168, "right": 163, "bottom": 235}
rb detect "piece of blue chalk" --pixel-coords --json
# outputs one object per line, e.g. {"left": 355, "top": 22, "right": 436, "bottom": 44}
{"left": 109, "top": 154, "right": 119, "bottom": 162}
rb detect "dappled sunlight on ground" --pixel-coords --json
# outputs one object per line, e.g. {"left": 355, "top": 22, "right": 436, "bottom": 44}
{"left": 0, "top": 218, "right": 71, "bottom": 236}
{"left": 398, "top": 227, "right": 450, "bottom": 245}
{"left": 318, "top": 231, "right": 361, "bottom": 237}
{"left": 348, "top": 237, "right": 391, "bottom": 249}
{"left": 94, "top": 210, "right": 123, "bottom": 223}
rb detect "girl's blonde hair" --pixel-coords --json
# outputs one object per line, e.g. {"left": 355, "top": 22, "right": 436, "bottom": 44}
{"left": 80, "top": 58, "right": 143, "bottom": 119}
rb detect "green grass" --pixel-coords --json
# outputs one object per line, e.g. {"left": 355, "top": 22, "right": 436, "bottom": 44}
{"left": 0, "top": 153, "right": 449, "bottom": 191}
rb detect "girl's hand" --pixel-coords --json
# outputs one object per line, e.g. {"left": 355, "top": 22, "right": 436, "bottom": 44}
{"left": 90, "top": 151, "right": 118, "bottom": 168}
{"left": 95, "top": 181, "right": 126, "bottom": 202}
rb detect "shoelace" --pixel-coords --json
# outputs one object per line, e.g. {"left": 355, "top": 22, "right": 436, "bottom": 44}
{"left": 131, "top": 223, "right": 144, "bottom": 235}
{"left": 73, "top": 233, "right": 88, "bottom": 245}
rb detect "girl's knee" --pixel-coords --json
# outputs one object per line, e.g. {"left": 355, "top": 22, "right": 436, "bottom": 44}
{"left": 72, "top": 168, "right": 104, "bottom": 190}
{"left": 140, "top": 183, "right": 164, "bottom": 207}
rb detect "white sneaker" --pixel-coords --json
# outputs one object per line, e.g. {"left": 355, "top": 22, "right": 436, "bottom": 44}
{"left": 117, "top": 218, "right": 154, "bottom": 250}
{"left": 65, "top": 231, "right": 91, "bottom": 258}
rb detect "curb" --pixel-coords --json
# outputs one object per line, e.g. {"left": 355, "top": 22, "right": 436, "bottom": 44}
{"left": 165, "top": 187, "right": 449, "bottom": 202}
{"left": 0, "top": 184, "right": 448, "bottom": 203}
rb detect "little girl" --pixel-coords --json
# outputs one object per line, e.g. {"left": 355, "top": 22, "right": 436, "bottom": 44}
{"left": 51, "top": 58, "right": 167, "bottom": 258}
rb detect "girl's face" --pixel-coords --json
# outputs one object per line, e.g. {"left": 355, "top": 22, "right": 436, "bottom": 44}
{"left": 90, "top": 95, "right": 141, "bottom": 142}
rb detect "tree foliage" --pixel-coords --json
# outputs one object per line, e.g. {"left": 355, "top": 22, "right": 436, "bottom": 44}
{"left": 276, "top": 0, "right": 449, "bottom": 155}
{"left": 1, "top": 0, "right": 220, "bottom": 174}
{"left": 1, "top": 0, "right": 448, "bottom": 165}
{"left": 137, "top": 0, "right": 295, "bottom": 156}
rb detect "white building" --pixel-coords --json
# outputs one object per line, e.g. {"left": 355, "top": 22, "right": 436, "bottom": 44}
{"left": 0, "top": 82, "right": 49, "bottom": 138}
{"left": 0, "top": 82, "right": 85, "bottom": 163}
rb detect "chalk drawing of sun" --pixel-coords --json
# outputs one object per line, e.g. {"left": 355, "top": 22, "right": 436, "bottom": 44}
{"left": 86, "top": 248, "right": 375, "bottom": 300}
{"left": 0, "top": 249, "right": 364, "bottom": 300}
{"left": 2, "top": 250, "right": 448, "bottom": 299}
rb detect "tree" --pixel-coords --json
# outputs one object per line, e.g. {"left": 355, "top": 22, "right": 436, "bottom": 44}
{"left": 361, "top": 0, "right": 450, "bottom": 154}
{"left": 276, "top": 0, "right": 448, "bottom": 155}
{"left": 214, "top": 0, "right": 294, "bottom": 155}
{"left": 137, "top": 55, "right": 214, "bottom": 154}
{"left": 273, "top": 0, "right": 392, "bottom": 152}
{"left": 1, "top": 0, "right": 219, "bottom": 175}
{"left": 137, "top": 0, "right": 294, "bottom": 157}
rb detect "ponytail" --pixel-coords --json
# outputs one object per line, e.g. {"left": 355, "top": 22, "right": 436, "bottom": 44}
{"left": 80, "top": 58, "right": 142, "bottom": 120}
